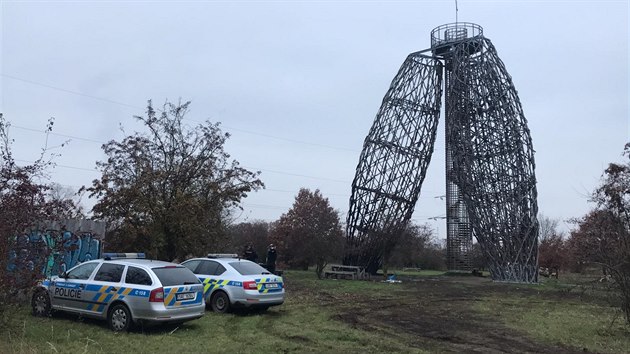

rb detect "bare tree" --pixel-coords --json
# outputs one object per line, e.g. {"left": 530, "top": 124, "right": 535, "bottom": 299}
{"left": 538, "top": 214, "right": 560, "bottom": 242}
{"left": 538, "top": 233, "right": 566, "bottom": 277}
{"left": 537, "top": 214, "right": 566, "bottom": 277}
{"left": 49, "top": 183, "right": 85, "bottom": 218}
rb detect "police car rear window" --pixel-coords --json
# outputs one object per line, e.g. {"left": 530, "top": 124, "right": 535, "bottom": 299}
{"left": 94, "top": 263, "right": 125, "bottom": 282}
{"left": 125, "top": 266, "right": 153, "bottom": 286}
{"left": 197, "top": 261, "right": 227, "bottom": 275}
{"left": 229, "top": 262, "right": 269, "bottom": 276}
{"left": 152, "top": 266, "right": 200, "bottom": 286}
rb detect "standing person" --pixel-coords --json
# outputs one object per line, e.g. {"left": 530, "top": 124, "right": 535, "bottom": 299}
{"left": 243, "top": 243, "right": 258, "bottom": 263}
{"left": 266, "top": 244, "right": 277, "bottom": 274}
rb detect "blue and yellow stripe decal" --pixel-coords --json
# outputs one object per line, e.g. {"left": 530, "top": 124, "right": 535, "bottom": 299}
{"left": 84, "top": 285, "right": 149, "bottom": 313}
{"left": 254, "top": 277, "right": 284, "bottom": 294}
{"left": 199, "top": 278, "right": 241, "bottom": 295}
{"left": 163, "top": 286, "right": 204, "bottom": 307}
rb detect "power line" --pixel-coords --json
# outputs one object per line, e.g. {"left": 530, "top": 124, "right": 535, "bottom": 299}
{"left": 241, "top": 203, "right": 291, "bottom": 211}
{"left": 1, "top": 74, "right": 143, "bottom": 110}
{"left": 241, "top": 202, "right": 349, "bottom": 215}
{"left": 246, "top": 166, "right": 350, "bottom": 184}
{"left": 14, "top": 159, "right": 99, "bottom": 173}
{"left": 222, "top": 125, "right": 358, "bottom": 153}
{"left": 265, "top": 188, "right": 350, "bottom": 198}
{"left": 12, "top": 120, "right": 358, "bottom": 155}
{"left": 9, "top": 125, "right": 356, "bottom": 182}
{"left": 14, "top": 157, "right": 351, "bottom": 184}
{"left": 3, "top": 73, "right": 359, "bottom": 153}
{"left": 11, "top": 124, "right": 107, "bottom": 145}
{"left": 55, "top": 163, "right": 99, "bottom": 173}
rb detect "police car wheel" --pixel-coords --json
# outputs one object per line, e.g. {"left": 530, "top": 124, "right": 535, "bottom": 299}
{"left": 211, "top": 291, "right": 230, "bottom": 313}
{"left": 31, "top": 289, "right": 51, "bottom": 317}
{"left": 108, "top": 304, "right": 132, "bottom": 332}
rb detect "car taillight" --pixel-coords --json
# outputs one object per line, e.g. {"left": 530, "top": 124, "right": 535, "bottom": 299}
{"left": 243, "top": 281, "right": 258, "bottom": 290}
{"left": 149, "top": 287, "right": 164, "bottom": 302}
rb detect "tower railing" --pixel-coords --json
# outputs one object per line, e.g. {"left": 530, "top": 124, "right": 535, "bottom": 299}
{"left": 431, "top": 23, "right": 483, "bottom": 48}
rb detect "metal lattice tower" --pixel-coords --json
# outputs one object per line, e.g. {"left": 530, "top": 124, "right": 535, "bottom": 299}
{"left": 438, "top": 24, "right": 479, "bottom": 272}
{"left": 344, "top": 23, "right": 539, "bottom": 283}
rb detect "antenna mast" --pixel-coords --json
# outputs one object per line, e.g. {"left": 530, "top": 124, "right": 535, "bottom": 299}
{"left": 455, "top": 0, "right": 459, "bottom": 23}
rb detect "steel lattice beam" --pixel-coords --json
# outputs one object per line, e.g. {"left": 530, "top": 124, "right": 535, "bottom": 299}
{"left": 344, "top": 54, "right": 443, "bottom": 274}
{"left": 345, "top": 23, "right": 539, "bottom": 283}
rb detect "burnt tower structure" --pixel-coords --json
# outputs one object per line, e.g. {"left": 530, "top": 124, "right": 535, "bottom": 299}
{"left": 345, "top": 23, "right": 539, "bottom": 283}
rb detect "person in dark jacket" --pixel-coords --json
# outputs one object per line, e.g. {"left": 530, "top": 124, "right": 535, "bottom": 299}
{"left": 243, "top": 244, "right": 258, "bottom": 263}
{"left": 266, "top": 244, "right": 277, "bottom": 274}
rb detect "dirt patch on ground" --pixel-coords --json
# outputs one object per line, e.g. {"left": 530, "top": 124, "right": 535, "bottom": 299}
{"left": 294, "top": 275, "right": 590, "bottom": 353}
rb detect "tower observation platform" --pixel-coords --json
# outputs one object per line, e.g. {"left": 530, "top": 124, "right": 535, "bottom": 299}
{"left": 430, "top": 23, "right": 484, "bottom": 57}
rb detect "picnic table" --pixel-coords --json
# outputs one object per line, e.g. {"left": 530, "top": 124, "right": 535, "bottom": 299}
{"left": 402, "top": 267, "right": 422, "bottom": 272}
{"left": 324, "top": 264, "right": 369, "bottom": 280}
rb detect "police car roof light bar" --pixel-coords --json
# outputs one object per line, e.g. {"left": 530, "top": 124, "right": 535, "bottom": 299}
{"left": 207, "top": 253, "right": 239, "bottom": 259}
{"left": 103, "top": 252, "right": 146, "bottom": 260}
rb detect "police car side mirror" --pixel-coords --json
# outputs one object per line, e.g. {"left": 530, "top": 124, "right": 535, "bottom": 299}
{"left": 60, "top": 272, "right": 69, "bottom": 279}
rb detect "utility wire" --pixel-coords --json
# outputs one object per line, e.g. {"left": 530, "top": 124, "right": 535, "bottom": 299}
{"left": 222, "top": 125, "right": 358, "bottom": 153}
{"left": 241, "top": 203, "right": 293, "bottom": 211}
{"left": 10, "top": 126, "right": 355, "bottom": 183}
{"left": 246, "top": 166, "right": 350, "bottom": 184}
{"left": 14, "top": 159, "right": 99, "bottom": 173}
{"left": 11, "top": 124, "right": 107, "bottom": 145}
{"left": 3, "top": 74, "right": 359, "bottom": 153}
{"left": 265, "top": 188, "right": 350, "bottom": 198}
{"left": 1, "top": 74, "right": 143, "bottom": 110}
{"left": 14, "top": 157, "right": 351, "bottom": 184}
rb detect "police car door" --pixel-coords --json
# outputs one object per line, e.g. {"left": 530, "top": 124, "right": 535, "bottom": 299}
{"left": 51, "top": 261, "right": 99, "bottom": 311}
{"left": 196, "top": 260, "right": 221, "bottom": 297}
{"left": 84, "top": 262, "right": 126, "bottom": 316}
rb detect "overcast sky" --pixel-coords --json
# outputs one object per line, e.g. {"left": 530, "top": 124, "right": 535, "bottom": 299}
{"left": 1, "top": 0, "right": 628, "bottom": 239}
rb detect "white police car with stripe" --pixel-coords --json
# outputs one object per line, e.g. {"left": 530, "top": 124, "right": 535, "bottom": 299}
{"left": 181, "top": 254, "right": 285, "bottom": 313}
{"left": 32, "top": 253, "right": 205, "bottom": 331}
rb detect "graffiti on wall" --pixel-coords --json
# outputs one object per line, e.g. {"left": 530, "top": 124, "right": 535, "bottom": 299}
{"left": 8, "top": 219, "right": 106, "bottom": 277}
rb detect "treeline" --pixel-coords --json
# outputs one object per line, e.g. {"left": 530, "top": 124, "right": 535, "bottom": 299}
{"left": 213, "top": 211, "right": 447, "bottom": 277}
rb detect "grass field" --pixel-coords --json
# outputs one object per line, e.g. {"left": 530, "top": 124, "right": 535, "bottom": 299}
{"left": 1, "top": 270, "right": 629, "bottom": 353}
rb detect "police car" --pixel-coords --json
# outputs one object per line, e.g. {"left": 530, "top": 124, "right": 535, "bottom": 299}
{"left": 31, "top": 253, "right": 205, "bottom": 331}
{"left": 181, "top": 254, "right": 284, "bottom": 313}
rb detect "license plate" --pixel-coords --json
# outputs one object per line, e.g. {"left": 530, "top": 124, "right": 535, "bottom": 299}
{"left": 176, "top": 292, "right": 195, "bottom": 301}
{"left": 265, "top": 283, "right": 279, "bottom": 289}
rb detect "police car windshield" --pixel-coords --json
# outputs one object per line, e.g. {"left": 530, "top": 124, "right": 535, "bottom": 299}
{"left": 229, "top": 261, "right": 270, "bottom": 276}
{"left": 152, "top": 266, "right": 200, "bottom": 286}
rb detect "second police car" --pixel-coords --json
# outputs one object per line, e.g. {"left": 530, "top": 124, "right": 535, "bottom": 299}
{"left": 181, "top": 254, "right": 285, "bottom": 313}
{"left": 31, "top": 253, "right": 205, "bottom": 331}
